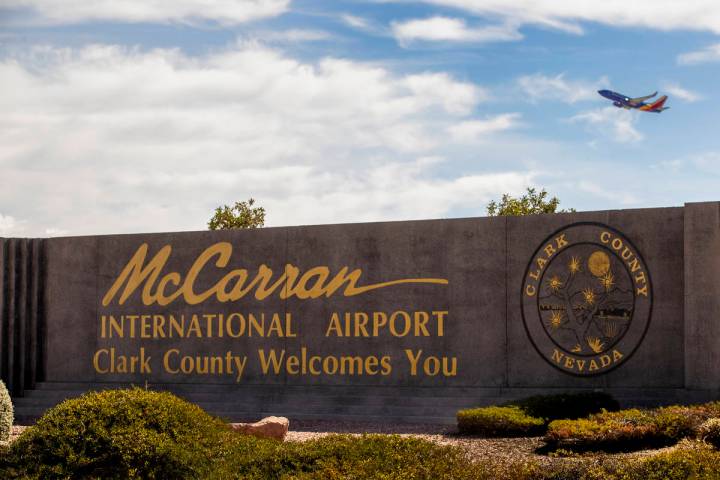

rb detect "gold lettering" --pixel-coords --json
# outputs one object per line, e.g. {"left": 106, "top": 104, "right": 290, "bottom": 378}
{"left": 434, "top": 311, "right": 447, "bottom": 337}
{"left": 103, "top": 242, "right": 448, "bottom": 306}
{"left": 555, "top": 234, "right": 568, "bottom": 249}
{"left": 389, "top": 311, "right": 411, "bottom": 337}
{"left": 102, "top": 244, "right": 173, "bottom": 306}
{"left": 414, "top": 311, "right": 430, "bottom": 336}
{"left": 93, "top": 349, "right": 109, "bottom": 373}
{"left": 405, "top": 349, "right": 422, "bottom": 376}
{"left": 164, "top": 349, "right": 179, "bottom": 374}
{"left": 380, "top": 356, "right": 392, "bottom": 375}
{"left": 257, "top": 349, "right": 284, "bottom": 374}
{"left": 354, "top": 312, "right": 369, "bottom": 337}
{"left": 325, "top": 313, "right": 343, "bottom": 337}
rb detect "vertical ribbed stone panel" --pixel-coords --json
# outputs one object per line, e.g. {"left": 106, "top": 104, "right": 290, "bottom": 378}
{"left": 0, "top": 238, "right": 46, "bottom": 396}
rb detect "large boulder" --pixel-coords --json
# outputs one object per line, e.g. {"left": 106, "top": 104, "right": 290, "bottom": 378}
{"left": 230, "top": 416, "right": 289, "bottom": 441}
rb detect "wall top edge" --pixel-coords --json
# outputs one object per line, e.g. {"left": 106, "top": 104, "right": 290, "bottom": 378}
{"left": 0, "top": 202, "right": 709, "bottom": 242}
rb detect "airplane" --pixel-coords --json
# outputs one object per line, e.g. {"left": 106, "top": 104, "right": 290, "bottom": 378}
{"left": 597, "top": 89, "right": 670, "bottom": 113}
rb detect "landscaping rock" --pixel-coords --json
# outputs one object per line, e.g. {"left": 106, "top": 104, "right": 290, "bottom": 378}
{"left": 230, "top": 416, "right": 289, "bottom": 441}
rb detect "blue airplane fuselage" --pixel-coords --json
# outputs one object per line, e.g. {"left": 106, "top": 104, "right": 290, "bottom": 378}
{"left": 598, "top": 89, "right": 633, "bottom": 108}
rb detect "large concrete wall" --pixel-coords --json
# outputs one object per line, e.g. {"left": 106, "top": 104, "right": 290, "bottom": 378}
{"left": 2, "top": 202, "right": 720, "bottom": 421}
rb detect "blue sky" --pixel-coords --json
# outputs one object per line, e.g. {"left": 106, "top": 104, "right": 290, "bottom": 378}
{"left": 1, "top": 0, "right": 719, "bottom": 236}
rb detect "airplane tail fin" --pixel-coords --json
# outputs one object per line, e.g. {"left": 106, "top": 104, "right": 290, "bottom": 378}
{"left": 640, "top": 95, "right": 668, "bottom": 112}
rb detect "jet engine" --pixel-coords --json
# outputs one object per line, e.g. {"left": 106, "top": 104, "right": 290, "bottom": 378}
{"left": 613, "top": 101, "right": 623, "bottom": 108}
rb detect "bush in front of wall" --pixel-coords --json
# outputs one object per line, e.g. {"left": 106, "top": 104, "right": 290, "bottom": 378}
{"left": 5, "top": 388, "right": 230, "bottom": 479}
{"left": 457, "top": 405, "right": 545, "bottom": 436}
{"left": 0, "top": 380, "right": 12, "bottom": 443}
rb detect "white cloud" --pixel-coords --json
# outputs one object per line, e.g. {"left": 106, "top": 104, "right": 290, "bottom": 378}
{"left": 0, "top": 42, "right": 532, "bottom": 235}
{"left": 693, "top": 152, "right": 720, "bottom": 173}
{"left": 448, "top": 113, "right": 522, "bottom": 141}
{"left": 576, "top": 181, "right": 640, "bottom": 205}
{"left": 341, "top": 14, "right": 370, "bottom": 30}
{"left": 656, "top": 153, "right": 720, "bottom": 175}
{"left": 569, "top": 107, "right": 643, "bottom": 143}
{"left": 407, "top": 1, "right": 720, "bottom": 34}
{"left": 2, "top": 0, "right": 289, "bottom": 25}
{"left": 256, "top": 29, "right": 331, "bottom": 43}
{"left": 404, "top": 72, "right": 486, "bottom": 114}
{"left": 662, "top": 82, "right": 701, "bottom": 102}
{"left": 392, "top": 16, "right": 522, "bottom": 45}
{"left": 677, "top": 43, "right": 720, "bottom": 65}
{"left": 517, "top": 73, "right": 608, "bottom": 103}
{"left": 44, "top": 227, "right": 68, "bottom": 237}
{"left": 0, "top": 213, "right": 24, "bottom": 236}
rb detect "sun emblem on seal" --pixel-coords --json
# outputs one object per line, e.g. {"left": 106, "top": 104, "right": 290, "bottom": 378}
{"left": 521, "top": 223, "right": 652, "bottom": 376}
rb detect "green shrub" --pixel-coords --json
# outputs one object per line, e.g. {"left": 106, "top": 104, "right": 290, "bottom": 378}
{"left": 511, "top": 392, "right": 619, "bottom": 422}
{"left": 546, "top": 403, "right": 720, "bottom": 452}
{"left": 214, "top": 434, "right": 485, "bottom": 480}
{"left": 0, "top": 380, "right": 12, "bottom": 443}
{"left": 697, "top": 418, "right": 720, "bottom": 448}
{"left": 457, "top": 405, "right": 545, "bottom": 436}
{"left": 472, "top": 440, "right": 720, "bottom": 480}
{"left": 4, "top": 388, "right": 231, "bottom": 479}
{"left": 617, "top": 440, "right": 720, "bottom": 480}
{"left": 457, "top": 392, "right": 619, "bottom": 438}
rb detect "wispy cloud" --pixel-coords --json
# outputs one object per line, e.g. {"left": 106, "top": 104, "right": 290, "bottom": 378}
{"left": 406, "top": 1, "right": 720, "bottom": 35}
{"left": 662, "top": 82, "right": 701, "bottom": 102}
{"left": 2, "top": 0, "right": 290, "bottom": 25}
{"left": 391, "top": 16, "right": 522, "bottom": 46}
{"left": 341, "top": 14, "right": 370, "bottom": 30}
{"left": 448, "top": 113, "right": 522, "bottom": 141}
{"left": 677, "top": 43, "right": 720, "bottom": 65}
{"left": 0, "top": 213, "right": 24, "bottom": 236}
{"left": 576, "top": 181, "right": 640, "bottom": 205}
{"left": 254, "top": 29, "right": 331, "bottom": 43}
{"left": 569, "top": 107, "right": 643, "bottom": 143}
{"left": 655, "top": 153, "right": 720, "bottom": 175}
{"left": 517, "top": 73, "right": 608, "bottom": 103}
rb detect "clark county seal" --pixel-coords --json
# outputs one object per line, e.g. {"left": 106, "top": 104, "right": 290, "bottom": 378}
{"left": 521, "top": 223, "right": 652, "bottom": 376}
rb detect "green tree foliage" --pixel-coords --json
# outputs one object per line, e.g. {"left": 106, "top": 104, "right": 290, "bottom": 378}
{"left": 208, "top": 198, "right": 266, "bottom": 230}
{"left": 486, "top": 187, "right": 575, "bottom": 216}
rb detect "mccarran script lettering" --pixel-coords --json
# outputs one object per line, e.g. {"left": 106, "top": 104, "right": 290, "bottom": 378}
{"left": 102, "top": 242, "right": 449, "bottom": 306}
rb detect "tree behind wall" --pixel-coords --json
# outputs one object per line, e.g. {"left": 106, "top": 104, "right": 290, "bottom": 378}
{"left": 208, "top": 198, "right": 266, "bottom": 230}
{"left": 486, "top": 187, "right": 575, "bottom": 216}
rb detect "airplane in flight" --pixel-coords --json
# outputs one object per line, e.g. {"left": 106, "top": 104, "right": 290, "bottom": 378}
{"left": 597, "top": 90, "right": 670, "bottom": 113}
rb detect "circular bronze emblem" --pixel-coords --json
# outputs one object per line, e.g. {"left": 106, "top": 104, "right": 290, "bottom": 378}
{"left": 521, "top": 223, "right": 652, "bottom": 376}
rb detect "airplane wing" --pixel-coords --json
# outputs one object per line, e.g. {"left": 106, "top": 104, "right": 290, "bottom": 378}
{"left": 628, "top": 91, "right": 657, "bottom": 106}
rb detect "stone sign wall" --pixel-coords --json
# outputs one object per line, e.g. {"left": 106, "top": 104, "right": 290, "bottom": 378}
{"left": 2, "top": 202, "right": 720, "bottom": 422}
